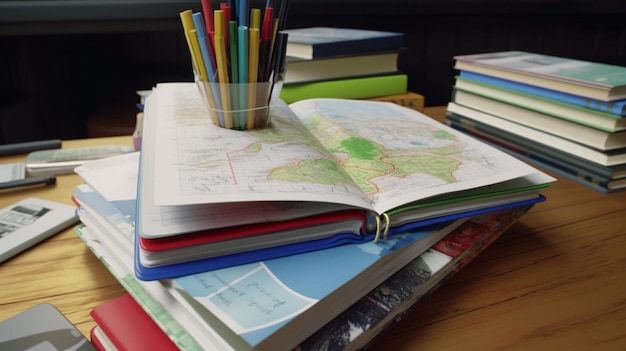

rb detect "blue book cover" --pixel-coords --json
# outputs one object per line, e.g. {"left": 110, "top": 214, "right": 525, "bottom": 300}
{"left": 459, "top": 71, "right": 626, "bottom": 117}
{"left": 283, "top": 27, "right": 404, "bottom": 59}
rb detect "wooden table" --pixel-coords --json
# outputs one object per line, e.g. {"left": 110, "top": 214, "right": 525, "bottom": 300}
{"left": 1, "top": 108, "right": 625, "bottom": 350}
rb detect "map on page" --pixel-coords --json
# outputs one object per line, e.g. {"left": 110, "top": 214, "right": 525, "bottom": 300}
{"left": 151, "top": 84, "right": 536, "bottom": 212}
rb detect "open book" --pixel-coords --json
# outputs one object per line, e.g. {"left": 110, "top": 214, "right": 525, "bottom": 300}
{"left": 134, "top": 83, "right": 553, "bottom": 278}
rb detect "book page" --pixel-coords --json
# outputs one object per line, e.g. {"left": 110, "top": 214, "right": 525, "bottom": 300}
{"left": 288, "top": 98, "right": 542, "bottom": 214}
{"left": 148, "top": 83, "right": 373, "bottom": 211}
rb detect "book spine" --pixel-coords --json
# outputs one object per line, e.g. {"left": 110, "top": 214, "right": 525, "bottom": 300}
{"left": 368, "top": 91, "right": 425, "bottom": 112}
{"left": 459, "top": 71, "right": 626, "bottom": 117}
{"left": 279, "top": 74, "right": 408, "bottom": 103}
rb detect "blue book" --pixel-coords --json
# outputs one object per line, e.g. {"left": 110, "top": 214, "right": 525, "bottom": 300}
{"left": 283, "top": 27, "right": 404, "bottom": 59}
{"left": 458, "top": 70, "right": 626, "bottom": 116}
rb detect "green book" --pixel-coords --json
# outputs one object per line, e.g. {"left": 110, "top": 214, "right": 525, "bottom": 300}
{"left": 279, "top": 74, "right": 408, "bottom": 103}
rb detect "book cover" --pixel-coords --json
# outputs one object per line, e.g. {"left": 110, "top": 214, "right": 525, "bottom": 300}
{"left": 446, "top": 102, "right": 626, "bottom": 167}
{"left": 447, "top": 116, "right": 626, "bottom": 193}
{"left": 459, "top": 71, "right": 626, "bottom": 117}
{"left": 90, "top": 294, "right": 179, "bottom": 351}
{"left": 452, "top": 89, "right": 626, "bottom": 151}
{"left": 454, "top": 51, "right": 626, "bottom": 101}
{"left": 283, "top": 27, "right": 404, "bottom": 59}
{"left": 297, "top": 205, "right": 532, "bottom": 351}
{"left": 284, "top": 51, "right": 400, "bottom": 84}
{"left": 455, "top": 74, "right": 626, "bottom": 132}
{"left": 280, "top": 73, "right": 408, "bottom": 103}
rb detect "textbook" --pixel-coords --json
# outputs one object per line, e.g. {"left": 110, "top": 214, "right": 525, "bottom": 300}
{"left": 283, "top": 27, "right": 404, "bottom": 59}
{"left": 446, "top": 114, "right": 626, "bottom": 193}
{"left": 452, "top": 89, "right": 626, "bottom": 151}
{"left": 458, "top": 71, "right": 626, "bottom": 117}
{"left": 454, "top": 75, "right": 626, "bottom": 132}
{"left": 446, "top": 102, "right": 626, "bottom": 166}
{"left": 280, "top": 73, "right": 408, "bottom": 103}
{"left": 130, "top": 83, "right": 553, "bottom": 278}
{"left": 90, "top": 294, "right": 179, "bottom": 351}
{"left": 284, "top": 51, "right": 400, "bottom": 84}
{"left": 73, "top": 182, "right": 467, "bottom": 351}
{"left": 454, "top": 51, "right": 626, "bottom": 101}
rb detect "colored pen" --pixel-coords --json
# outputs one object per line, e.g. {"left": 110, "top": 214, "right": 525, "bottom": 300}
{"left": 238, "top": 0, "right": 248, "bottom": 26}
{"left": 214, "top": 10, "right": 233, "bottom": 128}
{"left": 247, "top": 27, "right": 260, "bottom": 129}
{"left": 238, "top": 25, "right": 249, "bottom": 128}
{"left": 192, "top": 12, "right": 223, "bottom": 126}
{"left": 0, "top": 176, "right": 56, "bottom": 191}
{"left": 180, "top": 10, "right": 208, "bottom": 81}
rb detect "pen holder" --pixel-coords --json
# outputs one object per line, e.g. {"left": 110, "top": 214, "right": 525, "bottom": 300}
{"left": 195, "top": 78, "right": 280, "bottom": 130}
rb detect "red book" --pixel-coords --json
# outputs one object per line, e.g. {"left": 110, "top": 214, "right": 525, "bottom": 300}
{"left": 90, "top": 294, "right": 178, "bottom": 351}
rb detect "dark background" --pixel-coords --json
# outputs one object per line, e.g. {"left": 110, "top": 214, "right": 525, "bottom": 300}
{"left": 1, "top": 0, "right": 626, "bottom": 143}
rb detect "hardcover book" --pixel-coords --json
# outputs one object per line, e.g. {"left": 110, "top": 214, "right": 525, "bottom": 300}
{"left": 454, "top": 75, "right": 626, "bottom": 132}
{"left": 446, "top": 114, "right": 626, "bottom": 193}
{"left": 80, "top": 83, "right": 553, "bottom": 279}
{"left": 454, "top": 51, "right": 626, "bottom": 101}
{"left": 446, "top": 102, "right": 626, "bottom": 166}
{"left": 452, "top": 89, "right": 626, "bottom": 150}
{"left": 90, "top": 294, "right": 179, "bottom": 351}
{"left": 280, "top": 73, "right": 408, "bottom": 103}
{"left": 284, "top": 51, "right": 400, "bottom": 84}
{"left": 458, "top": 71, "right": 626, "bottom": 117}
{"left": 283, "top": 27, "right": 404, "bottom": 59}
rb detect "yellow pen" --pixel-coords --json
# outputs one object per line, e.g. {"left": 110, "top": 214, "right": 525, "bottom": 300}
{"left": 214, "top": 10, "right": 233, "bottom": 128}
{"left": 247, "top": 27, "right": 260, "bottom": 129}
{"left": 180, "top": 10, "right": 208, "bottom": 82}
{"left": 250, "top": 8, "right": 261, "bottom": 29}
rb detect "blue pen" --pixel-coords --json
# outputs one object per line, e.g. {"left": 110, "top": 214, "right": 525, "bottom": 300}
{"left": 238, "top": 0, "right": 248, "bottom": 26}
{"left": 192, "top": 12, "right": 225, "bottom": 126}
{"left": 238, "top": 25, "right": 249, "bottom": 128}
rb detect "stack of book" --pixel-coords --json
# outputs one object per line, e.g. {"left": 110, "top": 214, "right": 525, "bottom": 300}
{"left": 71, "top": 80, "right": 554, "bottom": 350}
{"left": 278, "top": 27, "right": 409, "bottom": 103}
{"left": 447, "top": 51, "right": 626, "bottom": 193}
